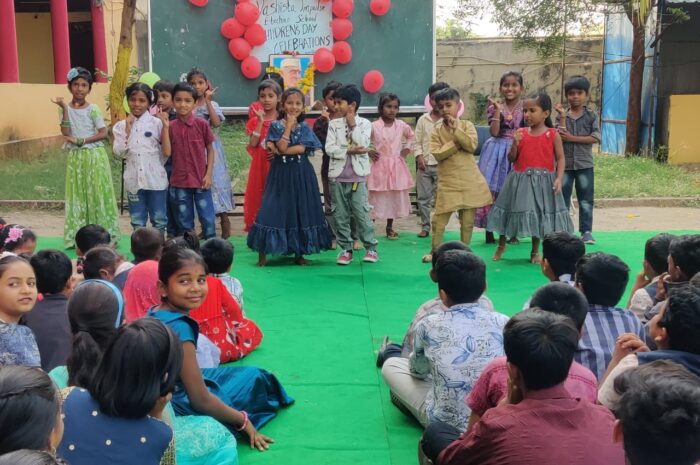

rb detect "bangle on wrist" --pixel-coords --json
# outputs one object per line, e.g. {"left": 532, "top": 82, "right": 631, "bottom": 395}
{"left": 281, "top": 135, "right": 290, "bottom": 142}
{"left": 252, "top": 131, "right": 261, "bottom": 138}
{"left": 61, "top": 121, "right": 71, "bottom": 128}
{"left": 235, "top": 411, "right": 249, "bottom": 431}
{"left": 76, "top": 138, "right": 85, "bottom": 147}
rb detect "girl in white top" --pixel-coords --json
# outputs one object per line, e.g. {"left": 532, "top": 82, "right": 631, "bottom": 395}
{"left": 113, "top": 83, "right": 171, "bottom": 232}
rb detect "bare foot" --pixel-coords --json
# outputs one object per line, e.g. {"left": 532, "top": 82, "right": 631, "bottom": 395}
{"left": 508, "top": 237, "right": 520, "bottom": 245}
{"left": 294, "top": 256, "right": 309, "bottom": 266}
{"left": 256, "top": 253, "right": 267, "bottom": 267}
{"left": 530, "top": 253, "right": 542, "bottom": 264}
{"left": 353, "top": 240, "right": 362, "bottom": 251}
{"left": 492, "top": 245, "right": 506, "bottom": 261}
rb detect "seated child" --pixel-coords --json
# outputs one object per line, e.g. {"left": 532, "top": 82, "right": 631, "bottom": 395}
{"left": 201, "top": 238, "right": 244, "bottom": 309}
{"left": 382, "top": 250, "right": 508, "bottom": 430}
{"left": 376, "top": 240, "right": 494, "bottom": 367}
{"left": 112, "top": 227, "right": 164, "bottom": 290}
{"left": 123, "top": 260, "right": 160, "bottom": 322}
{"left": 613, "top": 360, "right": 700, "bottom": 465}
{"left": 81, "top": 246, "right": 127, "bottom": 283}
{"left": 574, "top": 252, "right": 645, "bottom": 380}
{"left": 24, "top": 250, "right": 74, "bottom": 371}
{"left": 598, "top": 285, "right": 700, "bottom": 409}
{"left": 73, "top": 224, "right": 111, "bottom": 277}
{"left": 467, "top": 282, "right": 598, "bottom": 427}
{"left": 0, "top": 256, "right": 40, "bottom": 367}
{"left": 421, "top": 309, "right": 624, "bottom": 465}
{"left": 627, "top": 233, "right": 675, "bottom": 321}
{"left": 0, "top": 225, "right": 37, "bottom": 259}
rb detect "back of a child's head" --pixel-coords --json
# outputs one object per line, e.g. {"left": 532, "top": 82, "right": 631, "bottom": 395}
{"left": 575, "top": 252, "right": 630, "bottom": 306}
{"left": 131, "top": 227, "right": 164, "bottom": 262}
{"left": 614, "top": 360, "right": 700, "bottom": 465}
{"left": 82, "top": 246, "right": 120, "bottom": 280}
{"left": 200, "top": 238, "right": 233, "bottom": 274}
{"left": 645, "top": 233, "right": 676, "bottom": 276}
{"left": 669, "top": 234, "right": 700, "bottom": 280}
{"left": 431, "top": 240, "right": 471, "bottom": 269}
{"left": 564, "top": 75, "right": 591, "bottom": 95}
{"left": 0, "top": 449, "right": 66, "bottom": 465}
{"left": 436, "top": 250, "right": 485, "bottom": 304}
{"left": 434, "top": 87, "right": 460, "bottom": 104}
{"left": 428, "top": 81, "right": 450, "bottom": 98}
{"left": 530, "top": 282, "right": 589, "bottom": 331}
{"left": 75, "top": 224, "right": 110, "bottom": 255}
{"left": 0, "top": 225, "right": 36, "bottom": 254}
{"left": 162, "top": 231, "right": 201, "bottom": 256}
{"left": 542, "top": 232, "right": 585, "bottom": 277}
{"left": 0, "top": 365, "right": 59, "bottom": 455}
{"left": 504, "top": 308, "right": 579, "bottom": 391}
{"left": 334, "top": 84, "right": 362, "bottom": 108}
{"left": 322, "top": 80, "right": 343, "bottom": 98}
{"left": 89, "top": 318, "right": 182, "bottom": 419}
{"left": 66, "top": 280, "right": 123, "bottom": 388}
{"left": 158, "top": 247, "right": 206, "bottom": 286}
{"left": 153, "top": 79, "right": 175, "bottom": 96}
{"left": 29, "top": 250, "right": 72, "bottom": 295}
{"left": 661, "top": 286, "right": 700, "bottom": 354}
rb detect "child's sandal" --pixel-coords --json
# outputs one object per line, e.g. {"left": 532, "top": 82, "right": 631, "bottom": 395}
{"left": 530, "top": 253, "right": 542, "bottom": 264}
{"left": 386, "top": 228, "right": 399, "bottom": 240}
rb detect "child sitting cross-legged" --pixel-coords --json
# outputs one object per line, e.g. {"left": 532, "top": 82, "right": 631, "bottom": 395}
{"left": 201, "top": 238, "right": 244, "bottom": 310}
{"left": 626, "top": 233, "right": 675, "bottom": 322}
{"left": 382, "top": 250, "right": 508, "bottom": 430}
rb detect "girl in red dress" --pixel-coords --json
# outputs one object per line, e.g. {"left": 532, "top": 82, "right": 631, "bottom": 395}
{"left": 486, "top": 92, "right": 574, "bottom": 263}
{"left": 244, "top": 79, "right": 282, "bottom": 231}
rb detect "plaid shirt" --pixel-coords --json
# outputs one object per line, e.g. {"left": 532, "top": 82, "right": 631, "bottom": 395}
{"left": 575, "top": 304, "right": 645, "bottom": 381}
{"left": 556, "top": 106, "right": 601, "bottom": 170}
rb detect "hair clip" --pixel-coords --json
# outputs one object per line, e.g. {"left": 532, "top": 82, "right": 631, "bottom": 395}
{"left": 4, "top": 227, "right": 24, "bottom": 245}
{"left": 67, "top": 68, "right": 80, "bottom": 82}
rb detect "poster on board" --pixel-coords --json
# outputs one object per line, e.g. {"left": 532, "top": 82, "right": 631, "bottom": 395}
{"left": 252, "top": 0, "right": 333, "bottom": 61}
{"left": 268, "top": 54, "right": 315, "bottom": 105}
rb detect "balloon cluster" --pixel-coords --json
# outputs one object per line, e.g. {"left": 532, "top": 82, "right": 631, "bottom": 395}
{"left": 218, "top": 1, "right": 265, "bottom": 79}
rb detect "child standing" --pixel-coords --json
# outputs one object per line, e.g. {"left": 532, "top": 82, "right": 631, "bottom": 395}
{"left": 168, "top": 83, "right": 217, "bottom": 239}
{"left": 424, "top": 88, "right": 492, "bottom": 263}
{"left": 247, "top": 88, "right": 331, "bottom": 266}
{"left": 555, "top": 76, "right": 601, "bottom": 245}
{"left": 187, "top": 68, "right": 234, "bottom": 239}
{"left": 488, "top": 92, "right": 574, "bottom": 263}
{"left": 0, "top": 256, "right": 40, "bottom": 367}
{"left": 415, "top": 82, "right": 450, "bottom": 238}
{"left": 368, "top": 93, "right": 415, "bottom": 239}
{"left": 154, "top": 80, "right": 178, "bottom": 238}
{"left": 51, "top": 67, "right": 120, "bottom": 248}
{"left": 112, "top": 83, "right": 171, "bottom": 233}
{"left": 326, "top": 84, "right": 379, "bottom": 265}
{"left": 475, "top": 71, "right": 525, "bottom": 243}
{"left": 245, "top": 79, "right": 281, "bottom": 232}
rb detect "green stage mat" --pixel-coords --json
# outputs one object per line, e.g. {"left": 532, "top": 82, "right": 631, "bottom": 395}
{"left": 36, "top": 230, "right": 695, "bottom": 465}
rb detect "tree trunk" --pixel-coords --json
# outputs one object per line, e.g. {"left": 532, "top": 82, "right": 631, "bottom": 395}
{"left": 108, "top": 0, "right": 137, "bottom": 124}
{"left": 625, "top": 12, "right": 645, "bottom": 155}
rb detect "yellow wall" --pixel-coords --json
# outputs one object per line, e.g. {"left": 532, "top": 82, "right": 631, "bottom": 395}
{"left": 668, "top": 94, "right": 700, "bottom": 165}
{"left": 16, "top": 13, "right": 55, "bottom": 84}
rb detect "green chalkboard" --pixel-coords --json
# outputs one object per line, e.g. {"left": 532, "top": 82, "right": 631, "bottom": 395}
{"left": 149, "top": 0, "right": 434, "bottom": 112}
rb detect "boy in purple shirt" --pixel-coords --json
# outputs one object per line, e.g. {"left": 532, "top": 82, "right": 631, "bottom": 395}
{"left": 168, "top": 82, "right": 216, "bottom": 238}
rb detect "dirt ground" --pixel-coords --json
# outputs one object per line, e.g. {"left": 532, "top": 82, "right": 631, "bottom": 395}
{"left": 1, "top": 206, "right": 698, "bottom": 239}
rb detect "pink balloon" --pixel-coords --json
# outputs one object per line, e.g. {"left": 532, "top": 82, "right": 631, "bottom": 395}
{"left": 234, "top": 1, "right": 260, "bottom": 26}
{"left": 221, "top": 18, "right": 245, "bottom": 39}
{"left": 228, "top": 37, "right": 251, "bottom": 61}
{"left": 363, "top": 70, "right": 384, "bottom": 93}
{"left": 241, "top": 56, "right": 262, "bottom": 79}
{"left": 189, "top": 0, "right": 208, "bottom": 6}
{"left": 331, "top": 18, "right": 353, "bottom": 40}
{"left": 332, "top": 41, "right": 352, "bottom": 64}
{"left": 369, "top": 0, "right": 391, "bottom": 16}
{"left": 332, "top": 0, "right": 354, "bottom": 18}
{"left": 313, "top": 48, "right": 336, "bottom": 73}
{"left": 244, "top": 24, "right": 266, "bottom": 46}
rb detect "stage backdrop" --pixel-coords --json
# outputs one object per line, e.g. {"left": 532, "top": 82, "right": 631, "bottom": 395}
{"left": 149, "top": 0, "right": 434, "bottom": 112}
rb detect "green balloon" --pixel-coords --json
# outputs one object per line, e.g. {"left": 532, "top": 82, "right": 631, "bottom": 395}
{"left": 138, "top": 71, "right": 161, "bottom": 88}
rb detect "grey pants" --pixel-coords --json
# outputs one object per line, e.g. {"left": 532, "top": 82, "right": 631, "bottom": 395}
{"left": 330, "top": 181, "right": 378, "bottom": 252}
{"left": 416, "top": 165, "right": 438, "bottom": 231}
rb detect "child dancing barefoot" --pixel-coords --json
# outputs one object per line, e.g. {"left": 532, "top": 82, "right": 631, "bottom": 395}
{"left": 487, "top": 92, "right": 574, "bottom": 263}
{"left": 247, "top": 88, "right": 331, "bottom": 266}
{"left": 52, "top": 67, "right": 120, "bottom": 248}
{"left": 368, "top": 93, "right": 415, "bottom": 239}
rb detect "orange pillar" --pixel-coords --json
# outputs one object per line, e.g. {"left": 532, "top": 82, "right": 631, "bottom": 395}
{"left": 0, "top": 0, "right": 20, "bottom": 82}
{"left": 50, "top": 0, "right": 71, "bottom": 84}
{"left": 90, "top": 1, "right": 108, "bottom": 82}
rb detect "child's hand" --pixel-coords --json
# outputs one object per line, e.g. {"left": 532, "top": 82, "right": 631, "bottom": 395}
{"left": 558, "top": 126, "right": 573, "bottom": 142}
{"left": 633, "top": 269, "right": 651, "bottom": 289}
{"left": 253, "top": 107, "right": 265, "bottom": 121}
{"left": 655, "top": 272, "right": 670, "bottom": 302}
{"left": 554, "top": 103, "right": 566, "bottom": 115}
{"left": 487, "top": 96, "right": 503, "bottom": 112}
{"left": 400, "top": 148, "right": 411, "bottom": 158}
{"left": 443, "top": 115, "right": 457, "bottom": 129}
{"left": 513, "top": 129, "right": 524, "bottom": 145}
{"left": 64, "top": 135, "right": 77, "bottom": 145}
{"left": 368, "top": 149, "right": 379, "bottom": 161}
{"left": 320, "top": 107, "right": 329, "bottom": 120}
{"left": 416, "top": 154, "right": 427, "bottom": 171}
{"left": 285, "top": 112, "right": 298, "bottom": 128}
{"left": 266, "top": 142, "right": 278, "bottom": 161}
{"left": 611, "top": 333, "right": 649, "bottom": 366}
{"left": 244, "top": 422, "right": 274, "bottom": 451}
{"left": 156, "top": 109, "right": 170, "bottom": 128}
{"left": 202, "top": 174, "right": 213, "bottom": 189}
{"left": 204, "top": 87, "right": 218, "bottom": 103}
{"left": 552, "top": 178, "right": 562, "bottom": 195}
{"left": 51, "top": 97, "right": 67, "bottom": 108}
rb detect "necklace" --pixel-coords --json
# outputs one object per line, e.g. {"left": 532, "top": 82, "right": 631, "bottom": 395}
{"left": 503, "top": 101, "right": 521, "bottom": 122}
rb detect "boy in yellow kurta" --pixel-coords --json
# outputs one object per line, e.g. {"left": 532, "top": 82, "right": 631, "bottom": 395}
{"left": 424, "top": 88, "right": 492, "bottom": 262}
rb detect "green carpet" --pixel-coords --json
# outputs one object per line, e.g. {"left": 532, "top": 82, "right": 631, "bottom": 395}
{"left": 36, "top": 230, "right": 696, "bottom": 465}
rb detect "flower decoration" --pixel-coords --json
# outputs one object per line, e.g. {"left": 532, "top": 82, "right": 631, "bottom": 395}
{"left": 4, "top": 227, "right": 24, "bottom": 246}
{"left": 67, "top": 68, "right": 80, "bottom": 82}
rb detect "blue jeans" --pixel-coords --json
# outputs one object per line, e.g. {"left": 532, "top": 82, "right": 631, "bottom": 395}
{"left": 128, "top": 189, "right": 168, "bottom": 232}
{"left": 562, "top": 168, "right": 594, "bottom": 233}
{"left": 164, "top": 159, "right": 178, "bottom": 237}
{"left": 168, "top": 187, "right": 216, "bottom": 238}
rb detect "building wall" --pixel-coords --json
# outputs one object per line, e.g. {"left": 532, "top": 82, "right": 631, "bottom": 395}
{"left": 668, "top": 94, "right": 700, "bottom": 165}
{"left": 437, "top": 37, "right": 603, "bottom": 124}
{"left": 16, "top": 13, "right": 55, "bottom": 84}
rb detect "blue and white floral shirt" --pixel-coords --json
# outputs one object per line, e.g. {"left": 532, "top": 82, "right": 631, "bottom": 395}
{"left": 0, "top": 320, "right": 41, "bottom": 367}
{"left": 410, "top": 303, "right": 509, "bottom": 431}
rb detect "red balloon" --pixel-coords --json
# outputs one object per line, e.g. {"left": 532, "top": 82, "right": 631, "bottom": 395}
{"left": 331, "top": 18, "right": 353, "bottom": 40}
{"left": 363, "top": 70, "right": 384, "bottom": 93}
{"left": 244, "top": 24, "right": 266, "bottom": 46}
{"left": 221, "top": 18, "right": 245, "bottom": 39}
{"left": 332, "top": 0, "right": 354, "bottom": 18}
{"left": 189, "top": 0, "right": 208, "bottom": 6}
{"left": 228, "top": 38, "right": 251, "bottom": 61}
{"left": 332, "top": 41, "right": 352, "bottom": 64}
{"left": 369, "top": 0, "right": 391, "bottom": 16}
{"left": 241, "top": 56, "right": 262, "bottom": 79}
{"left": 234, "top": 1, "right": 260, "bottom": 26}
{"left": 313, "top": 48, "right": 336, "bottom": 73}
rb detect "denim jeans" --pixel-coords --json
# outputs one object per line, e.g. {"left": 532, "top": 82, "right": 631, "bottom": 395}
{"left": 562, "top": 168, "right": 594, "bottom": 233}
{"left": 128, "top": 189, "right": 168, "bottom": 232}
{"left": 168, "top": 187, "right": 216, "bottom": 238}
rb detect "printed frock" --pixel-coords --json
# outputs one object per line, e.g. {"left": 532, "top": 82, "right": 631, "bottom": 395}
{"left": 62, "top": 104, "right": 121, "bottom": 248}
{"left": 244, "top": 104, "right": 274, "bottom": 231}
{"left": 367, "top": 119, "right": 415, "bottom": 220}
{"left": 194, "top": 102, "right": 235, "bottom": 214}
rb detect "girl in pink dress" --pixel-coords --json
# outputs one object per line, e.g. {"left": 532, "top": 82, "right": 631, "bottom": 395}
{"left": 368, "top": 93, "right": 415, "bottom": 239}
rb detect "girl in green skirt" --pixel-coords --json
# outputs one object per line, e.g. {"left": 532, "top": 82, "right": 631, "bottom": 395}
{"left": 52, "top": 67, "right": 120, "bottom": 248}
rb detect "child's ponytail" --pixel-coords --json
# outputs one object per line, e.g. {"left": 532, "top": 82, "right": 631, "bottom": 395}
{"left": 67, "top": 330, "right": 103, "bottom": 388}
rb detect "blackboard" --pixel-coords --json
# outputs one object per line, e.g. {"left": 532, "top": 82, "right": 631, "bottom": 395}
{"left": 149, "top": 0, "right": 434, "bottom": 113}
